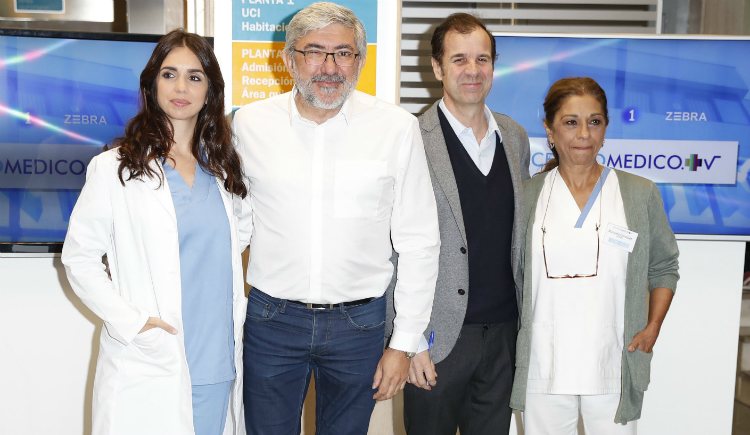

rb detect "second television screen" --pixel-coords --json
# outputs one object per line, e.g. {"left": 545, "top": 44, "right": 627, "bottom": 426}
{"left": 487, "top": 35, "right": 750, "bottom": 239}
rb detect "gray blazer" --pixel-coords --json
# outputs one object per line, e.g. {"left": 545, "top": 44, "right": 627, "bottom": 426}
{"left": 386, "top": 101, "right": 531, "bottom": 363}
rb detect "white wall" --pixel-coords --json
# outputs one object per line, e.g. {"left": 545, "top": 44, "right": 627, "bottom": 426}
{"left": 0, "top": 257, "right": 96, "bottom": 434}
{"left": 639, "top": 240, "right": 744, "bottom": 435}
{"left": 0, "top": 240, "right": 743, "bottom": 435}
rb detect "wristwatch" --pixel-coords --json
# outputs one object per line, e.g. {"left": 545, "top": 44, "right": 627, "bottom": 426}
{"left": 405, "top": 351, "right": 417, "bottom": 359}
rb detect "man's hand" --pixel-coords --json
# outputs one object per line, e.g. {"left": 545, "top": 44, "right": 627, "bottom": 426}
{"left": 372, "top": 348, "right": 410, "bottom": 401}
{"left": 407, "top": 350, "right": 437, "bottom": 390}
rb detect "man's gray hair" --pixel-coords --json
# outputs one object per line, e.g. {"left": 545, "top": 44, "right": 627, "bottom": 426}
{"left": 285, "top": 2, "right": 367, "bottom": 62}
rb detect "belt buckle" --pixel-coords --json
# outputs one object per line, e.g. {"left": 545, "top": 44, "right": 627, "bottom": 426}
{"left": 305, "top": 302, "right": 333, "bottom": 310}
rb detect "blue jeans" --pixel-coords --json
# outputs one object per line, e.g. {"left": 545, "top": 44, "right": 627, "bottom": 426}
{"left": 243, "top": 288, "right": 386, "bottom": 435}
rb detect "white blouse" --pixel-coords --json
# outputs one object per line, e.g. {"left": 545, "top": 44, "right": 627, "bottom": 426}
{"left": 527, "top": 167, "right": 630, "bottom": 395}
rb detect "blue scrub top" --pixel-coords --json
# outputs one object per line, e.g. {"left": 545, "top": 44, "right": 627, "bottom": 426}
{"left": 165, "top": 161, "right": 235, "bottom": 385}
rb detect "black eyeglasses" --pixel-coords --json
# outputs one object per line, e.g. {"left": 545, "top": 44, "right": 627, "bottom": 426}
{"left": 540, "top": 170, "right": 601, "bottom": 279}
{"left": 292, "top": 49, "right": 360, "bottom": 66}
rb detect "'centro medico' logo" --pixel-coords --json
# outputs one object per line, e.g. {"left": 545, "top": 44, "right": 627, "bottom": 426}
{"left": 530, "top": 138, "right": 738, "bottom": 186}
{"left": 530, "top": 151, "right": 721, "bottom": 172}
{"left": 603, "top": 153, "right": 721, "bottom": 172}
{"left": 597, "top": 154, "right": 721, "bottom": 171}
{"left": 1, "top": 158, "right": 86, "bottom": 175}
{"left": 684, "top": 154, "right": 710, "bottom": 171}
{"left": 0, "top": 144, "right": 101, "bottom": 189}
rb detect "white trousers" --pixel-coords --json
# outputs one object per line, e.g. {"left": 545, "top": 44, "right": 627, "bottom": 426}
{"left": 524, "top": 393, "right": 637, "bottom": 435}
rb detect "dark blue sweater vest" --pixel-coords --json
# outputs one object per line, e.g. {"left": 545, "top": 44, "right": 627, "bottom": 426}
{"left": 438, "top": 107, "right": 518, "bottom": 324}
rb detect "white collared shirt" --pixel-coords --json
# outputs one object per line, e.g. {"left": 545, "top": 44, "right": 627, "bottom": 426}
{"left": 233, "top": 90, "right": 440, "bottom": 352}
{"left": 438, "top": 99, "right": 502, "bottom": 175}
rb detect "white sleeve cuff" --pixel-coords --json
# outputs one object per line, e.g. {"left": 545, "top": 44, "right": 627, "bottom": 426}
{"left": 415, "top": 335, "right": 429, "bottom": 353}
{"left": 388, "top": 330, "right": 422, "bottom": 353}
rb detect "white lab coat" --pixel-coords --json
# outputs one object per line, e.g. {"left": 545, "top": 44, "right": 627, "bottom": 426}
{"left": 62, "top": 149, "right": 247, "bottom": 435}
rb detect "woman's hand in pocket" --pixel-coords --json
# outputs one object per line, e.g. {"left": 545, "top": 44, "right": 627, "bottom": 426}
{"left": 627, "top": 323, "right": 660, "bottom": 353}
{"left": 139, "top": 317, "right": 177, "bottom": 335}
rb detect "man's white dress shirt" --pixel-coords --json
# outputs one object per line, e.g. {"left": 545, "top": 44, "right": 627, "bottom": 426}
{"left": 438, "top": 99, "right": 502, "bottom": 176}
{"left": 233, "top": 90, "right": 440, "bottom": 352}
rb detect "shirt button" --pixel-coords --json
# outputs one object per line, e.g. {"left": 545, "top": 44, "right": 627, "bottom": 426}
{"left": 460, "top": 247, "right": 467, "bottom": 254}
{"left": 457, "top": 289, "right": 465, "bottom": 295}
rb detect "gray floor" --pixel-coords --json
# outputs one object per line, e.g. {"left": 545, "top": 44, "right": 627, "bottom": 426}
{"left": 734, "top": 399, "right": 750, "bottom": 435}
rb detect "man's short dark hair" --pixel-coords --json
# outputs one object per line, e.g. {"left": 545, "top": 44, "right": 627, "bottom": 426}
{"left": 431, "top": 13, "right": 497, "bottom": 64}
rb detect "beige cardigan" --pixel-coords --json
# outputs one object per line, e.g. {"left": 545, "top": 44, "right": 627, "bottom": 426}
{"left": 510, "top": 168, "right": 680, "bottom": 424}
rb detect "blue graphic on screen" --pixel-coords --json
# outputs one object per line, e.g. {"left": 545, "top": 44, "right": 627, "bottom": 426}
{"left": 0, "top": 33, "right": 157, "bottom": 244}
{"left": 487, "top": 36, "right": 750, "bottom": 238}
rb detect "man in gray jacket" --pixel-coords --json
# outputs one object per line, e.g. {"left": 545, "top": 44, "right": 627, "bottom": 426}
{"left": 387, "top": 13, "right": 530, "bottom": 434}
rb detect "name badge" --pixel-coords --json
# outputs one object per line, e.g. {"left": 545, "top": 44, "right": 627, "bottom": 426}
{"left": 604, "top": 223, "right": 638, "bottom": 252}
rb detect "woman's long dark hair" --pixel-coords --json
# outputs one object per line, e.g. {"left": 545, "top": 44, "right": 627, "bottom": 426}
{"left": 115, "top": 29, "right": 247, "bottom": 198}
{"left": 541, "top": 77, "right": 609, "bottom": 173}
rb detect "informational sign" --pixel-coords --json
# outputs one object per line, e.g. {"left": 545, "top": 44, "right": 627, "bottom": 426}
{"left": 231, "top": 0, "right": 377, "bottom": 108}
{"left": 14, "top": 0, "right": 64, "bottom": 13}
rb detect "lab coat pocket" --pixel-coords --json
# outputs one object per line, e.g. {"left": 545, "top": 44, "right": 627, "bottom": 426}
{"left": 528, "top": 322, "right": 553, "bottom": 380}
{"left": 132, "top": 327, "right": 161, "bottom": 348}
{"left": 333, "top": 161, "right": 388, "bottom": 219}
{"left": 126, "top": 327, "right": 179, "bottom": 379}
{"left": 595, "top": 325, "right": 623, "bottom": 379}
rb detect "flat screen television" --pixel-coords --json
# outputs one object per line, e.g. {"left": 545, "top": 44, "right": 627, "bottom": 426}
{"left": 488, "top": 34, "right": 750, "bottom": 240}
{"left": 0, "top": 30, "right": 160, "bottom": 254}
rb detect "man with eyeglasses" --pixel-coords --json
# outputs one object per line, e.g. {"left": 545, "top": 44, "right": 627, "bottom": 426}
{"left": 390, "top": 13, "right": 530, "bottom": 435}
{"left": 233, "top": 2, "right": 440, "bottom": 434}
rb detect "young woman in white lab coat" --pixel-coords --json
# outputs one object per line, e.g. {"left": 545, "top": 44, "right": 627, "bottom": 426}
{"left": 62, "top": 30, "right": 248, "bottom": 435}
